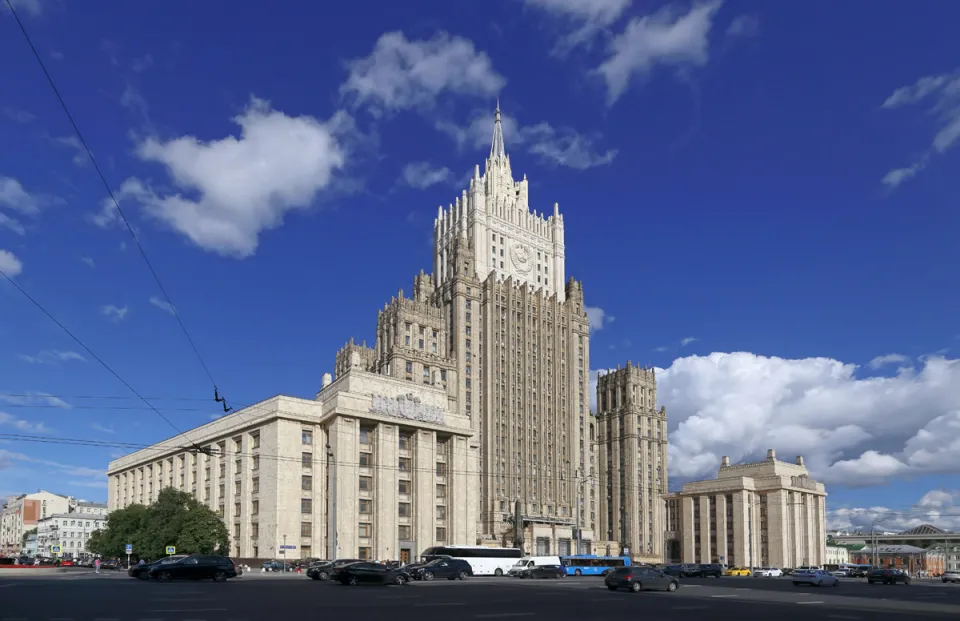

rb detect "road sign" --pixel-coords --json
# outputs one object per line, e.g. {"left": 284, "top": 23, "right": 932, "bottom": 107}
{"left": 165, "top": 545, "right": 176, "bottom": 555}
{"left": 51, "top": 545, "right": 61, "bottom": 554}
{"left": 279, "top": 545, "right": 297, "bottom": 550}
{"left": 125, "top": 544, "right": 133, "bottom": 554}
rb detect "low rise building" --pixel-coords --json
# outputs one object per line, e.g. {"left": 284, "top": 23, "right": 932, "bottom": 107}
{"left": 0, "top": 491, "right": 74, "bottom": 556}
{"left": 107, "top": 359, "right": 479, "bottom": 563}
{"left": 851, "top": 544, "right": 945, "bottom": 575}
{"left": 36, "top": 503, "right": 108, "bottom": 559}
{"left": 825, "top": 544, "right": 850, "bottom": 565}
{"left": 665, "top": 449, "right": 827, "bottom": 569}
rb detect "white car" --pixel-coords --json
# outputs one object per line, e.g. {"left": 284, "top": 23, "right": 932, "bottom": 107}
{"left": 943, "top": 571, "right": 960, "bottom": 584}
{"left": 754, "top": 567, "right": 783, "bottom": 577}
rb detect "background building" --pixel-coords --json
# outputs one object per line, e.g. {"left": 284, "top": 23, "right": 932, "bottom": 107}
{"left": 825, "top": 543, "right": 851, "bottom": 565}
{"left": 665, "top": 449, "right": 827, "bottom": 568}
{"left": 831, "top": 524, "right": 960, "bottom": 572}
{"left": 35, "top": 502, "right": 108, "bottom": 560}
{"left": 108, "top": 364, "right": 478, "bottom": 563}
{"left": 335, "top": 106, "right": 595, "bottom": 553}
{"left": 850, "top": 544, "right": 945, "bottom": 574}
{"left": 0, "top": 491, "right": 74, "bottom": 556}
{"left": 596, "top": 363, "right": 668, "bottom": 563}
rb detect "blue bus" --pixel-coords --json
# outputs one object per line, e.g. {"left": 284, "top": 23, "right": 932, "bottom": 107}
{"left": 560, "top": 555, "right": 632, "bottom": 576}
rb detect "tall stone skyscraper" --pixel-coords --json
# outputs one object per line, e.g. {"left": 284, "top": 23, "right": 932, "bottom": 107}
{"left": 596, "top": 363, "right": 668, "bottom": 561}
{"left": 338, "top": 105, "right": 595, "bottom": 550}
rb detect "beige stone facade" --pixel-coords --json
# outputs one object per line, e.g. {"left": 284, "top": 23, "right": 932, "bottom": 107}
{"left": 336, "top": 106, "right": 596, "bottom": 553}
{"left": 596, "top": 364, "right": 668, "bottom": 563}
{"left": 665, "top": 450, "right": 827, "bottom": 569}
{"left": 107, "top": 367, "right": 478, "bottom": 562}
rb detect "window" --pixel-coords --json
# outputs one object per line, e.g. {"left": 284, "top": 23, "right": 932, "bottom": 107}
{"left": 399, "top": 525, "right": 412, "bottom": 540}
{"left": 436, "top": 527, "right": 447, "bottom": 542}
{"left": 405, "top": 361, "right": 413, "bottom": 373}
{"left": 234, "top": 525, "right": 240, "bottom": 538}
{"left": 251, "top": 433, "right": 260, "bottom": 449}
{"left": 436, "top": 462, "right": 447, "bottom": 476}
{"left": 436, "top": 484, "right": 446, "bottom": 498}
{"left": 436, "top": 506, "right": 446, "bottom": 520}
{"left": 302, "top": 475, "right": 313, "bottom": 491}
{"left": 399, "top": 480, "right": 410, "bottom": 495}
{"left": 359, "top": 499, "right": 372, "bottom": 514}
{"left": 302, "top": 430, "right": 313, "bottom": 445}
{"left": 302, "top": 452, "right": 313, "bottom": 468}
{"left": 301, "top": 498, "right": 312, "bottom": 514}
{"left": 252, "top": 477, "right": 260, "bottom": 494}
{"left": 399, "top": 434, "right": 411, "bottom": 450}
{"left": 359, "top": 452, "right": 373, "bottom": 467}
{"left": 399, "top": 457, "right": 411, "bottom": 472}
{"left": 358, "top": 523, "right": 372, "bottom": 538}
{"left": 359, "top": 547, "right": 372, "bottom": 560}
{"left": 252, "top": 456, "right": 259, "bottom": 471}
{"left": 399, "top": 502, "right": 411, "bottom": 517}
{"left": 301, "top": 522, "right": 312, "bottom": 538}
{"left": 359, "top": 476, "right": 372, "bottom": 491}
{"left": 252, "top": 500, "right": 259, "bottom": 515}
{"left": 252, "top": 523, "right": 259, "bottom": 538}
{"left": 360, "top": 428, "right": 371, "bottom": 445}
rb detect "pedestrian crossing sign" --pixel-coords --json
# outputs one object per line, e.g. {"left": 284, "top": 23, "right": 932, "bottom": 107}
{"left": 165, "top": 545, "right": 176, "bottom": 555}
{"left": 51, "top": 545, "right": 61, "bottom": 554}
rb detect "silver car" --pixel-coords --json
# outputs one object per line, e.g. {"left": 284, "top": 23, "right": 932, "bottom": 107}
{"left": 792, "top": 569, "right": 840, "bottom": 587}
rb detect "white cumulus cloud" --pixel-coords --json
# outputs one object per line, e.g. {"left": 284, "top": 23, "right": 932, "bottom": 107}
{"left": 880, "top": 69, "right": 960, "bottom": 188}
{"left": 341, "top": 31, "right": 505, "bottom": 115}
{"left": 0, "top": 249, "right": 23, "bottom": 278}
{"left": 106, "top": 98, "right": 348, "bottom": 258}
{"left": 654, "top": 351, "right": 960, "bottom": 487}
{"left": 438, "top": 108, "right": 617, "bottom": 170}
{"left": 522, "top": 0, "right": 631, "bottom": 53}
{"left": 596, "top": 0, "right": 724, "bottom": 106}
{"left": 828, "top": 489, "right": 960, "bottom": 532}
{"left": 400, "top": 162, "right": 453, "bottom": 189}
{"left": 869, "top": 353, "right": 909, "bottom": 369}
{"left": 585, "top": 306, "right": 614, "bottom": 331}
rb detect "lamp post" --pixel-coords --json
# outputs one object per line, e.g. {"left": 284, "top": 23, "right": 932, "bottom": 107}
{"left": 326, "top": 444, "right": 337, "bottom": 560}
{"left": 282, "top": 534, "right": 287, "bottom": 572}
{"left": 870, "top": 519, "right": 884, "bottom": 568}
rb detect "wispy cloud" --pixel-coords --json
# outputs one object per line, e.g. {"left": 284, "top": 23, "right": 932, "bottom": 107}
{"left": 869, "top": 353, "right": 910, "bottom": 369}
{"left": 1, "top": 106, "right": 36, "bottom": 124}
{"left": 680, "top": 337, "right": 697, "bottom": 347}
{"left": 101, "top": 304, "right": 129, "bottom": 322}
{"left": 0, "top": 392, "right": 71, "bottom": 409}
{"left": 148, "top": 296, "right": 175, "bottom": 314}
{"left": 726, "top": 14, "right": 760, "bottom": 38}
{"left": 80, "top": 257, "right": 95, "bottom": 268}
{"left": 399, "top": 162, "right": 453, "bottom": 189}
{"left": 0, "top": 449, "right": 107, "bottom": 488}
{"left": 19, "top": 350, "right": 87, "bottom": 365}
{"left": 91, "top": 423, "right": 115, "bottom": 434}
{"left": 0, "top": 412, "right": 49, "bottom": 433}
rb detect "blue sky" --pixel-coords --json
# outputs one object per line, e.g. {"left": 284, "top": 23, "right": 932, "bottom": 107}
{"left": 1, "top": 0, "right": 959, "bottom": 531}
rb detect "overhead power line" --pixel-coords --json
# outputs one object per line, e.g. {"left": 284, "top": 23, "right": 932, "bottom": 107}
{"left": 3, "top": 0, "right": 232, "bottom": 415}
{"left": 0, "top": 265, "right": 205, "bottom": 453}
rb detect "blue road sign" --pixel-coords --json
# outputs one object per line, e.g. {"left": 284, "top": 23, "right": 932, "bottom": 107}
{"left": 279, "top": 545, "right": 297, "bottom": 550}
{"left": 125, "top": 544, "right": 133, "bottom": 554}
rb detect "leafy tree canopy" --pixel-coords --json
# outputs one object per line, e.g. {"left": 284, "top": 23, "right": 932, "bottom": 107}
{"left": 87, "top": 488, "right": 228, "bottom": 559}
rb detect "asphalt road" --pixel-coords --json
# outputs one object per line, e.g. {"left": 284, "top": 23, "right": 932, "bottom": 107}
{"left": 0, "top": 571, "right": 958, "bottom": 621}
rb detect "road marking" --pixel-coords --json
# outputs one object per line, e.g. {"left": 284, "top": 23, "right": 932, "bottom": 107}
{"left": 671, "top": 606, "right": 708, "bottom": 610}
{"left": 0, "top": 584, "right": 15, "bottom": 588}
{"left": 474, "top": 614, "right": 535, "bottom": 619}
{"left": 827, "top": 615, "right": 861, "bottom": 619}
{"left": 145, "top": 609, "right": 228, "bottom": 613}
{"left": 414, "top": 603, "right": 466, "bottom": 607}
{"left": 95, "top": 618, "right": 120, "bottom": 620}
{"left": 797, "top": 601, "right": 824, "bottom": 605}
{"left": 682, "top": 584, "right": 701, "bottom": 588}
{"left": 711, "top": 594, "right": 738, "bottom": 598}
{"left": 735, "top": 587, "right": 749, "bottom": 590}
{"left": 50, "top": 618, "right": 74, "bottom": 620}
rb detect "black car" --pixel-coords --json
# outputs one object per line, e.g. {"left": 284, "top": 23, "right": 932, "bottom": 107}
{"left": 148, "top": 555, "right": 238, "bottom": 582}
{"left": 314, "top": 559, "right": 364, "bottom": 581}
{"left": 524, "top": 565, "right": 566, "bottom": 579}
{"left": 605, "top": 566, "right": 680, "bottom": 593}
{"left": 867, "top": 568, "right": 911, "bottom": 585}
{"left": 129, "top": 555, "right": 188, "bottom": 579}
{"left": 698, "top": 563, "right": 723, "bottom": 578}
{"left": 334, "top": 562, "right": 409, "bottom": 586}
{"left": 410, "top": 558, "right": 473, "bottom": 581}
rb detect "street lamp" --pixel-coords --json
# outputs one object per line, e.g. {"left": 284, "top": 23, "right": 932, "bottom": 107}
{"left": 870, "top": 519, "right": 884, "bottom": 568}
{"left": 326, "top": 444, "right": 337, "bottom": 560}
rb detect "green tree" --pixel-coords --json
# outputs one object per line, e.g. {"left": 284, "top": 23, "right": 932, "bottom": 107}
{"left": 21, "top": 527, "right": 36, "bottom": 547}
{"left": 88, "top": 488, "right": 228, "bottom": 559}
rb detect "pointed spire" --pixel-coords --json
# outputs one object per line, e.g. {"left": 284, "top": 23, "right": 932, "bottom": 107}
{"left": 490, "top": 99, "right": 506, "bottom": 159}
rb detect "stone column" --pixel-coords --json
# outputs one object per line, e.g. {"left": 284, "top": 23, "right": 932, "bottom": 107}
{"left": 732, "top": 491, "right": 749, "bottom": 567}
{"left": 374, "top": 424, "right": 398, "bottom": 560}
{"left": 716, "top": 494, "right": 728, "bottom": 563}
{"left": 698, "top": 496, "right": 711, "bottom": 563}
{"left": 681, "top": 496, "right": 695, "bottom": 563}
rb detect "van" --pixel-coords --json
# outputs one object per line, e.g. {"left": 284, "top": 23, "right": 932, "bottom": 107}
{"left": 507, "top": 556, "right": 562, "bottom": 576}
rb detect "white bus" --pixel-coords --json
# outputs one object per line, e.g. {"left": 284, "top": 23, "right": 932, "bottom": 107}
{"left": 421, "top": 545, "right": 523, "bottom": 576}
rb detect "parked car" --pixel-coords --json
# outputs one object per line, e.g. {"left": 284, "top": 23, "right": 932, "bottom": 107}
{"left": 867, "top": 568, "right": 911, "bottom": 585}
{"left": 604, "top": 566, "right": 679, "bottom": 593}
{"left": 129, "top": 555, "right": 188, "bottom": 579}
{"left": 792, "top": 569, "right": 839, "bottom": 587}
{"left": 754, "top": 567, "right": 784, "bottom": 577}
{"left": 723, "top": 566, "right": 751, "bottom": 576}
{"left": 698, "top": 563, "right": 724, "bottom": 578}
{"left": 334, "top": 562, "right": 409, "bottom": 586}
{"left": 523, "top": 565, "right": 565, "bottom": 579}
{"left": 148, "top": 555, "right": 237, "bottom": 582}
{"left": 321, "top": 559, "right": 366, "bottom": 581}
{"left": 100, "top": 559, "right": 121, "bottom": 570}
{"left": 409, "top": 558, "right": 472, "bottom": 581}
{"left": 942, "top": 571, "right": 960, "bottom": 584}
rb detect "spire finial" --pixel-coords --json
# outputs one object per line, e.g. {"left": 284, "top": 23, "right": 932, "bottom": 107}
{"left": 490, "top": 101, "right": 505, "bottom": 159}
